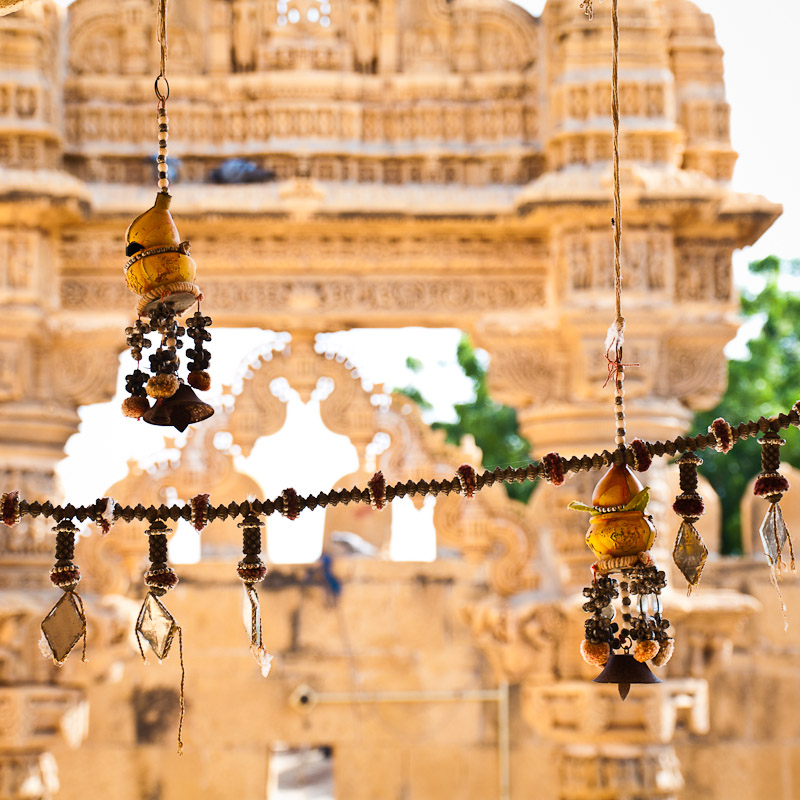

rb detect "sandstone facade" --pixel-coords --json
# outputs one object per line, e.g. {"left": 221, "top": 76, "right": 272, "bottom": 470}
{"left": 0, "top": 1, "right": 793, "bottom": 799}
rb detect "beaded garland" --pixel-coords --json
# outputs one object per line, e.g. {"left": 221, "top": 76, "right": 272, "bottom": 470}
{"left": 8, "top": 406, "right": 800, "bottom": 531}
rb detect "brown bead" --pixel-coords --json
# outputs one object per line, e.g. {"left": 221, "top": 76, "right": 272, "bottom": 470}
{"left": 122, "top": 395, "right": 150, "bottom": 418}
{"left": 188, "top": 371, "right": 211, "bottom": 391}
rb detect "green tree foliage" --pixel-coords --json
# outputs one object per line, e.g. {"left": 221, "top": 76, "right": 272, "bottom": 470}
{"left": 693, "top": 256, "right": 800, "bottom": 553}
{"left": 396, "top": 334, "right": 534, "bottom": 502}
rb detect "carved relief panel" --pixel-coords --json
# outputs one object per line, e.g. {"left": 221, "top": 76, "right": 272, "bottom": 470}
{"left": 674, "top": 239, "right": 734, "bottom": 303}
{"left": 562, "top": 228, "right": 673, "bottom": 302}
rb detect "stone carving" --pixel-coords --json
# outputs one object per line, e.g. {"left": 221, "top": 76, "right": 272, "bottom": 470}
{"left": 674, "top": 239, "right": 734, "bottom": 303}
{"left": 662, "top": 339, "right": 728, "bottom": 409}
{"left": 463, "top": 602, "right": 565, "bottom": 683}
{"left": 485, "top": 339, "right": 571, "bottom": 409}
{"left": 62, "top": 276, "right": 548, "bottom": 318}
{"left": 48, "top": 339, "right": 120, "bottom": 408}
{"left": 0, "top": 2, "right": 791, "bottom": 799}
{"left": 350, "top": 0, "right": 377, "bottom": 72}
{"left": 564, "top": 229, "right": 673, "bottom": 296}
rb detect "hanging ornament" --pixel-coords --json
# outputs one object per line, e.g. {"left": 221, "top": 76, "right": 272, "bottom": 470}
{"left": 571, "top": 463, "right": 669, "bottom": 697}
{"left": 119, "top": 0, "right": 213, "bottom": 433}
{"left": 236, "top": 512, "right": 273, "bottom": 677}
{"left": 40, "top": 519, "right": 88, "bottom": 666}
{"left": 135, "top": 519, "right": 185, "bottom": 753}
{"left": 754, "top": 432, "right": 795, "bottom": 624}
{"left": 569, "top": 464, "right": 655, "bottom": 569}
{"left": 672, "top": 452, "right": 708, "bottom": 592}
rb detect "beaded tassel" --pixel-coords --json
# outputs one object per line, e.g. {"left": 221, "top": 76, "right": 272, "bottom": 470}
{"left": 672, "top": 452, "right": 708, "bottom": 594}
{"left": 135, "top": 519, "right": 185, "bottom": 753}
{"left": 146, "top": 304, "right": 182, "bottom": 400}
{"left": 236, "top": 512, "right": 272, "bottom": 677}
{"left": 122, "top": 319, "right": 152, "bottom": 419}
{"left": 754, "top": 433, "right": 794, "bottom": 625}
{"left": 40, "top": 519, "right": 88, "bottom": 666}
{"left": 186, "top": 310, "right": 213, "bottom": 392}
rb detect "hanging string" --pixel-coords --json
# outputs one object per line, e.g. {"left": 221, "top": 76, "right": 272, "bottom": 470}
{"left": 608, "top": 0, "right": 626, "bottom": 448}
{"left": 155, "top": 0, "right": 170, "bottom": 193}
{"left": 158, "top": 0, "right": 168, "bottom": 79}
{"left": 177, "top": 626, "right": 185, "bottom": 754}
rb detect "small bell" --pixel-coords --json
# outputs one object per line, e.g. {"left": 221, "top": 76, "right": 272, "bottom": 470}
{"left": 142, "top": 382, "right": 214, "bottom": 432}
{"left": 593, "top": 652, "right": 662, "bottom": 700}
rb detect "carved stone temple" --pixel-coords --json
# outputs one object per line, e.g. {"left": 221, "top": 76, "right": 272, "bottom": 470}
{"left": 0, "top": 1, "right": 796, "bottom": 799}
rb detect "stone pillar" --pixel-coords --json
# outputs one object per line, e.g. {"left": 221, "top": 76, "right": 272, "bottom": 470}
{"left": 0, "top": 10, "right": 118, "bottom": 798}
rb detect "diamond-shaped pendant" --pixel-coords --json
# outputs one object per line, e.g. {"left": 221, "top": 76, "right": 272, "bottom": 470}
{"left": 136, "top": 592, "right": 177, "bottom": 661}
{"left": 41, "top": 591, "right": 86, "bottom": 665}
{"left": 760, "top": 502, "right": 789, "bottom": 568}
{"left": 673, "top": 520, "right": 709, "bottom": 589}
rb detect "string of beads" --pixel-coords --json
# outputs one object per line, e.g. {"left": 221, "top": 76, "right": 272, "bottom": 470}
{"left": 5, "top": 404, "right": 800, "bottom": 529}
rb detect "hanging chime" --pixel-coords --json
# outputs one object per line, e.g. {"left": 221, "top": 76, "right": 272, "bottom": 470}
{"left": 570, "top": 0, "right": 672, "bottom": 698}
{"left": 571, "top": 463, "right": 672, "bottom": 698}
{"left": 120, "top": 8, "right": 213, "bottom": 433}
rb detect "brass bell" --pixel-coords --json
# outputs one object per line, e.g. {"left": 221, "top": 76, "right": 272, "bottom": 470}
{"left": 593, "top": 653, "right": 662, "bottom": 700}
{"left": 142, "top": 382, "right": 214, "bottom": 433}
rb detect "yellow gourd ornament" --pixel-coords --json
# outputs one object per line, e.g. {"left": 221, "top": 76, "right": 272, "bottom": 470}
{"left": 570, "top": 463, "right": 656, "bottom": 568}
{"left": 124, "top": 192, "right": 200, "bottom": 316}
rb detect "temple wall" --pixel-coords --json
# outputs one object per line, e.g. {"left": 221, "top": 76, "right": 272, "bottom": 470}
{"left": 0, "top": 1, "right": 791, "bottom": 799}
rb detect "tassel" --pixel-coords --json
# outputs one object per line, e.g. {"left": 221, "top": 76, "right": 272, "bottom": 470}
{"left": 754, "top": 433, "right": 794, "bottom": 628}
{"left": 134, "top": 519, "right": 185, "bottom": 753}
{"left": 237, "top": 512, "right": 272, "bottom": 676}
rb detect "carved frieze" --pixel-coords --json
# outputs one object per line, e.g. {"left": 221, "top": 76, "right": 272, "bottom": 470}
{"left": 62, "top": 275, "right": 547, "bottom": 320}
{"left": 674, "top": 239, "right": 734, "bottom": 303}
{"left": 562, "top": 228, "right": 673, "bottom": 299}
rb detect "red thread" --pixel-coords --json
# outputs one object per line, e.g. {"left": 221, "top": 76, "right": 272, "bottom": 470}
{"left": 673, "top": 495, "right": 705, "bottom": 519}
{"left": 1, "top": 491, "right": 19, "bottom": 527}
{"left": 282, "top": 488, "right": 301, "bottom": 520}
{"left": 456, "top": 464, "right": 477, "bottom": 498}
{"left": 190, "top": 493, "right": 210, "bottom": 532}
{"left": 630, "top": 439, "right": 652, "bottom": 472}
{"left": 754, "top": 474, "right": 790, "bottom": 498}
{"left": 368, "top": 471, "right": 387, "bottom": 510}
{"left": 542, "top": 453, "right": 565, "bottom": 486}
{"left": 237, "top": 562, "right": 268, "bottom": 583}
{"left": 709, "top": 418, "right": 733, "bottom": 453}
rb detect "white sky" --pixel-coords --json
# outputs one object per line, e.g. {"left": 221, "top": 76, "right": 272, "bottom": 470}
{"left": 50, "top": 0, "right": 798, "bottom": 561}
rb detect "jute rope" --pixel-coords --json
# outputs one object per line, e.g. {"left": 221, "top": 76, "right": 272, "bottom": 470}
{"left": 608, "top": 0, "right": 627, "bottom": 449}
